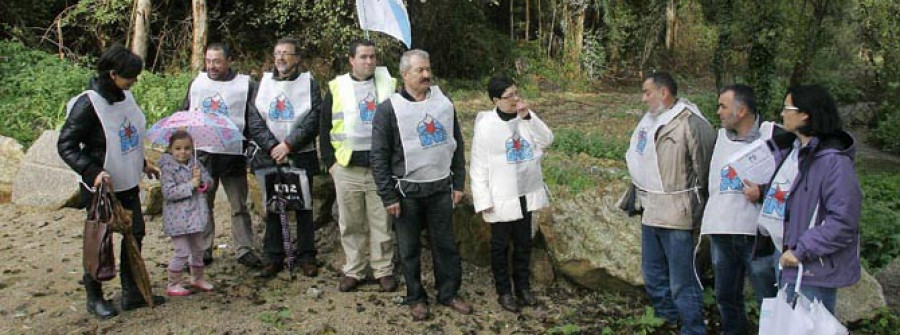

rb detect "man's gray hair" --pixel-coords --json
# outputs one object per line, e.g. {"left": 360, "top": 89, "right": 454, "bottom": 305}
{"left": 399, "top": 49, "right": 430, "bottom": 74}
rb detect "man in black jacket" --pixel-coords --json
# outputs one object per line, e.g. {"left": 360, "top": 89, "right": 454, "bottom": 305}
{"left": 181, "top": 43, "right": 281, "bottom": 269}
{"left": 371, "top": 49, "right": 470, "bottom": 321}
{"left": 253, "top": 38, "right": 322, "bottom": 278}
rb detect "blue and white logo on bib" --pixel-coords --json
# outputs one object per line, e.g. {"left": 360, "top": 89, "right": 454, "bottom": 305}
{"left": 268, "top": 93, "right": 295, "bottom": 121}
{"left": 417, "top": 114, "right": 447, "bottom": 148}
{"left": 358, "top": 92, "right": 376, "bottom": 123}
{"left": 202, "top": 93, "right": 229, "bottom": 115}
{"left": 761, "top": 182, "right": 790, "bottom": 219}
{"left": 719, "top": 165, "right": 744, "bottom": 193}
{"left": 506, "top": 135, "right": 534, "bottom": 163}
{"left": 637, "top": 128, "right": 648, "bottom": 154}
{"left": 118, "top": 119, "right": 140, "bottom": 154}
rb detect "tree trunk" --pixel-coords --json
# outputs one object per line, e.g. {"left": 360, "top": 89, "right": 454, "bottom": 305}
{"left": 130, "top": 0, "right": 152, "bottom": 61}
{"left": 665, "top": 0, "right": 678, "bottom": 52}
{"left": 510, "top": 0, "right": 515, "bottom": 40}
{"left": 789, "top": 0, "right": 830, "bottom": 88}
{"left": 564, "top": 1, "right": 586, "bottom": 72}
{"left": 525, "top": 0, "right": 530, "bottom": 40}
{"left": 537, "top": 0, "right": 542, "bottom": 42}
{"left": 191, "top": 0, "right": 208, "bottom": 72}
{"left": 712, "top": 0, "right": 734, "bottom": 90}
{"left": 548, "top": 0, "right": 556, "bottom": 57}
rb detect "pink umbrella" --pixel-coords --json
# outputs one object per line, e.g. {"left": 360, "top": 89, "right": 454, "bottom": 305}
{"left": 145, "top": 110, "right": 244, "bottom": 162}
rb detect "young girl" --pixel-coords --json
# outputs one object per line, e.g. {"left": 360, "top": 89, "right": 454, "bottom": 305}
{"left": 159, "top": 130, "right": 215, "bottom": 296}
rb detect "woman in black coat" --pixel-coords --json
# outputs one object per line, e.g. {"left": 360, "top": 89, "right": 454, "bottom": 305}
{"left": 57, "top": 44, "right": 164, "bottom": 318}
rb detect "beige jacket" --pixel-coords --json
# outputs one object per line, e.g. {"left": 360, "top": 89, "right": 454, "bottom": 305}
{"left": 637, "top": 108, "right": 716, "bottom": 230}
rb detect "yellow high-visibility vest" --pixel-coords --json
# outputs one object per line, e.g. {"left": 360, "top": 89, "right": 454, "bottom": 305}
{"left": 328, "top": 66, "right": 396, "bottom": 166}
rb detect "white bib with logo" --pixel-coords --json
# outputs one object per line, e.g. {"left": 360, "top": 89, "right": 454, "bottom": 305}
{"left": 67, "top": 90, "right": 146, "bottom": 192}
{"left": 188, "top": 72, "right": 249, "bottom": 154}
{"left": 391, "top": 86, "right": 456, "bottom": 183}
{"left": 758, "top": 143, "right": 800, "bottom": 251}
{"left": 702, "top": 121, "right": 776, "bottom": 235}
{"left": 256, "top": 72, "right": 314, "bottom": 152}
{"left": 625, "top": 99, "right": 706, "bottom": 193}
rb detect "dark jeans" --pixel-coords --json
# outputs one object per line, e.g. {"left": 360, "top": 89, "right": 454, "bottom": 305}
{"left": 263, "top": 173, "right": 317, "bottom": 265}
{"left": 395, "top": 191, "right": 461, "bottom": 305}
{"left": 490, "top": 197, "right": 532, "bottom": 296}
{"left": 80, "top": 186, "right": 145, "bottom": 288}
{"left": 709, "top": 234, "right": 779, "bottom": 335}
{"left": 641, "top": 225, "right": 706, "bottom": 335}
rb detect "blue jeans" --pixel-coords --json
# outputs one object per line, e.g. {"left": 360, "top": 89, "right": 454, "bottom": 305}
{"left": 710, "top": 235, "right": 779, "bottom": 335}
{"left": 782, "top": 283, "right": 837, "bottom": 314}
{"left": 641, "top": 225, "right": 706, "bottom": 335}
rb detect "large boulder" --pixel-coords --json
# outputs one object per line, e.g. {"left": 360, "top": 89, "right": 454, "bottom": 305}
{"left": 875, "top": 257, "right": 900, "bottom": 309}
{"left": 838, "top": 102, "right": 879, "bottom": 128}
{"left": 539, "top": 184, "right": 644, "bottom": 294}
{"left": 836, "top": 267, "right": 887, "bottom": 323}
{"left": 12, "top": 131, "right": 80, "bottom": 208}
{"left": 0, "top": 136, "right": 25, "bottom": 202}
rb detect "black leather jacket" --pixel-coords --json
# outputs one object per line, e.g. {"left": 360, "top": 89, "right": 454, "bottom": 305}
{"left": 57, "top": 76, "right": 135, "bottom": 186}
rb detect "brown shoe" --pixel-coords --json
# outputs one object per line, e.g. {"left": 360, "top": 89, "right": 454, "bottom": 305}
{"left": 442, "top": 297, "right": 473, "bottom": 315}
{"left": 338, "top": 276, "right": 359, "bottom": 292}
{"left": 410, "top": 302, "right": 429, "bottom": 321}
{"left": 377, "top": 275, "right": 398, "bottom": 292}
{"left": 299, "top": 263, "right": 318, "bottom": 277}
{"left": 256, "top": 263, "right": 283, "bottom": 278}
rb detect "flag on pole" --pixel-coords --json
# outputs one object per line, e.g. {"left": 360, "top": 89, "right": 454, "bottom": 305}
{"left": 357, "top": 0, "right": 412, "bottom": 49}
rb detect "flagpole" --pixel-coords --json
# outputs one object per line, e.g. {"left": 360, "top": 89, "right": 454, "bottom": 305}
{"left": 359, "top": 0, "right": 370, "bottom": 39}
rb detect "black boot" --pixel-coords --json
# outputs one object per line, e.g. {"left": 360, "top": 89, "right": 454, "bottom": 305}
{"left": 120, "top": 272, "right": 166, "bottom": 311}
{"left": 83, "top": 274, "right": 118, "bottom": 319}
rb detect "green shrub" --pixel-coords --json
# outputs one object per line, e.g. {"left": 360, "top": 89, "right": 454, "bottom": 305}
{"left": 0, "top": 40, "right": 92, "bottom": 147}
{"left": 551, "top": 128, "right": 627, "bottom": 160}
{"left": 872, "top": 102, "right": 900, "bottom": 154}
{"left": 858, "top": 171, "right": 900, "bottom": 269}
{"left": 129, "top": 71, "right": 193, "bottom": 124}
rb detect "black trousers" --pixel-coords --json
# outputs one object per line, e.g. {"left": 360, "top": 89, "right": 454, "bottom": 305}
{"left": 262, "top": 172, "right": 317, "bottom": 265}
{"left": 490, "top": 196, "right": 533, "bottom": 296}
{"left": 395, "top": 191, "right": 462, "bottom": 305}
{"left": 80, "top": 186, "right": 145, "bottom": 289}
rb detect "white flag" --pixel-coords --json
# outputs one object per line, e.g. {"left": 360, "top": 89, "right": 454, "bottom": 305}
{"left": 357, "top": 0, "right": 412, "bottom": 49}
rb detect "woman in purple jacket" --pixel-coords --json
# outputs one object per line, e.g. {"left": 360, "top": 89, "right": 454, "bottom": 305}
{"left": 745, "top": 85, "right": 861, "bottom": 313}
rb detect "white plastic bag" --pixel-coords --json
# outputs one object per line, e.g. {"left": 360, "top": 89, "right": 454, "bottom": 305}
{"left": 758, "top": 264, "right": 848, "bottom": 335}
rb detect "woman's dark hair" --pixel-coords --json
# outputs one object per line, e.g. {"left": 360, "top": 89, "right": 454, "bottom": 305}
{"left": 167, "top": 129, "right": 194, "bottom": 151}
{"left": 487, "top": 74, "right": 516, "bottom": 101}
{"left": 787, "top": 85, "right": 842, "bottom": 136}
{"left": 97, "top": 44, "right": 143, "bottom": 79}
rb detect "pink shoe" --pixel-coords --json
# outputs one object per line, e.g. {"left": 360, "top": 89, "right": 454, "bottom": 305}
{"left": 166, "top": 270, "right": 192, "bottom": 296}
{"left": 189, "top": 266, "right": 214, "bottom": 292}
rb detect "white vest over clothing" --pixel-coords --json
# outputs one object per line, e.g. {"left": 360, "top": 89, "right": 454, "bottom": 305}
{"left": 470, "top": 109, "right": 553, "bottom": 223}
{"left": 66, "top": 90, "right": 146, "bottom": 192}
{"left": 701, "top": 121, "right": 776, "bottom": 235}
{"left": 188, "top": 72, "right": 249, "bottom": 155}
{"left": 758, "top": 142, "right": 800, "bottom": 252}
{"left": 255, "top": 71, "right": 314, "bottom": 152}
{"left": 390, "top": 86, "right": 456, "bottom": 183}
{"left": 625, "top": 99, "right": 707, "bottom": 193}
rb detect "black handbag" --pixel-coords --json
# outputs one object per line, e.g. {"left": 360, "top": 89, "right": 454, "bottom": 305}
{"left": 616, "top": 183, "right": 644, "bottom": 217}
{"left": 263, "top": 165, "right": 311, "bottom": 212}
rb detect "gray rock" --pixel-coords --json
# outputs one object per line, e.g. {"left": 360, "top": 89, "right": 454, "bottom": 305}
{"left": 838, "top": 102, "right": 879, "bottom": 127}
{"left": 141, "top": 179, "right": 163, "bottom": 215}
{"left": 540, "top": 184, "right": 644, "bottom": 294}
{"left": 11, "top": 131, "right": 80, "bottom": 208}
{"left": 836, "top": 267, "right": 886, "bottom": 323}
{"left": 0, "top": 136, "right": 25, "bottom": 200}
{"left": 875, "top": 257, "right": 900, "bottom": 308}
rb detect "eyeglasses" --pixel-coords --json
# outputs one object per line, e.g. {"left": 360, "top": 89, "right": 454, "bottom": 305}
{"left": 273, "top": 51, "right": 297, "bottom": 57}
{"left": 782, "top": 105, "right": 800, "bottom": 112}
{"left": 500, "top": 92, "right": 520, "bottom": 100}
